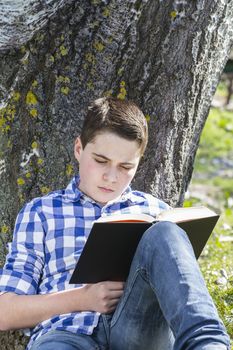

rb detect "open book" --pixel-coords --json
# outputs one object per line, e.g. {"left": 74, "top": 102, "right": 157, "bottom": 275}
{"left": 69, "top": 206, "right": 219, "bottom": 284}
{"left": 95, "top": 206, "right": 218, "bottom": 224}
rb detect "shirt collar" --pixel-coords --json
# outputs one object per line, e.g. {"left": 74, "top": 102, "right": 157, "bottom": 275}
{"left": 63, "top": 175, "right": 83, "bottom": 202}
{"left": 64, "top": 175, "right": 145, "bottom": 205}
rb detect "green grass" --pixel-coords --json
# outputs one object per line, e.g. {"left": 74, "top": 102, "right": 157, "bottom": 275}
{"left": 200, "top": 211, "right": 233, "bottom": 341}
{"left": 187, "top": 100, "right": 233, "bottom": 347}
{"left": 183, "top": 198, "right": 233, "bottom": 344}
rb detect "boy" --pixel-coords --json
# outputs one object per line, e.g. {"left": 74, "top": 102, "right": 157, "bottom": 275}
{"left": 0, "top": 97, "right": 230, "bottom": 350}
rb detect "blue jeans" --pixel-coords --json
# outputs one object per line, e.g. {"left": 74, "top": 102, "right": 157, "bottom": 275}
{"left": 31, "top": 222, "right": 230, "bottom": 350}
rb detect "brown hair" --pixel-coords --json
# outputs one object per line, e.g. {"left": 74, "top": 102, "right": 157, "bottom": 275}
{"left": 80, "top": 97, "right": 148, "bottom": 155}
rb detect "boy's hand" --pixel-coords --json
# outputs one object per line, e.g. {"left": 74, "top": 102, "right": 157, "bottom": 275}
{"left": 84, "top": 281, "right": 125, "bottom": 314}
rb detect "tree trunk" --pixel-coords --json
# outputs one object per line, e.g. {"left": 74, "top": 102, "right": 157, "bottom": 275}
{"left": 0, "top": 0, "right": 233, "bottom": 348}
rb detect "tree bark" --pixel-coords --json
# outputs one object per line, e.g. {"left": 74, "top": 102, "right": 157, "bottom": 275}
{"left": 0, "top": 0, "right": 233, "bottom": 348}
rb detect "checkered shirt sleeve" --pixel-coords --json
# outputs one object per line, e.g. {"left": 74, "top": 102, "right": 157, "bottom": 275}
{"left": 0, "top": 200, "right": 45, "bottom": 295}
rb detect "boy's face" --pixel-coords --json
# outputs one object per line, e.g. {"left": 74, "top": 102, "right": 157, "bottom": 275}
{"left": 74, "top": 132, "right": 141, "bottom": 205}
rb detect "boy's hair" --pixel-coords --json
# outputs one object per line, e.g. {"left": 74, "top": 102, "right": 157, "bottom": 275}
{"left": 80, "top": 97, "right": 148, "bottom": 155}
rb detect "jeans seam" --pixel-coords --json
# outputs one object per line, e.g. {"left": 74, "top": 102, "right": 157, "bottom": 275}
{"left": 110, "top": 267, "right": 141, "bottom": 328}
{"left": 100, "top": 315, "right": 111, "bottom": 348}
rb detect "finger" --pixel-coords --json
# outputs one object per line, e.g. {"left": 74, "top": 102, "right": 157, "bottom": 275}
{"left": 103, "top": 299, "right": 121, "bottom": 314}
{"left": 109, "top": 297, "right": 122, "bottom": 306}
{"left": 107, "top": 281, "right": 125, "bottom": 290}
{"left": 107, "top": 290, "right": 124, "bottom": 300}
{"left": 102, "top": 306, "right": 116, "bottom": 314}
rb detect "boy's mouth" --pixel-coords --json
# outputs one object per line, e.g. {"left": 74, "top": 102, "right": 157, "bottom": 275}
{"left": 98, "top": 186, "right": 114, "bottom": 193}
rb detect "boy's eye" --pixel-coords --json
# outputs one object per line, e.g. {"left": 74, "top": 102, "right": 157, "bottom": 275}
{"left": 94, "top": 158, "right": 133, "bottom": 170}
{"left": 95, "top": 159, "right": 107, "bottom": 164}
{"left": 120, "top": 165, "right": 132, "bottom": 170}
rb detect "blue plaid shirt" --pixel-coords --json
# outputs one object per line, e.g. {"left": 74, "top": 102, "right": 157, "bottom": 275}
{"left": 0, "top": 175, "right": 170, "bottom": 349}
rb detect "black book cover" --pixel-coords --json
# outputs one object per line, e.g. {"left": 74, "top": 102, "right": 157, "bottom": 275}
{"left": 69, "top": 215, "right": 219, "bottom": 284}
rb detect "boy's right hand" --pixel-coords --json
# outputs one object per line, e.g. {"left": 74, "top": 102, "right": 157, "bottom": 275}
{"left": 83, "top": 281, "right": 125, "bottom": 314}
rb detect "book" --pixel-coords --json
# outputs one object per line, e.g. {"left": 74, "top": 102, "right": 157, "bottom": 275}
{"left": 69, "top": 206, "right": 219, "bottom": 284}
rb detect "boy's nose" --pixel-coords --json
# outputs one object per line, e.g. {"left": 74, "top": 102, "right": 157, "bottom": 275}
{"left": 103, "top": 168, "right": 118, "bottom": 182}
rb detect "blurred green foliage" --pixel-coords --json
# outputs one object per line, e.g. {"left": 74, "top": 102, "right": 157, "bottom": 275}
{"left": 196, "top": 109, "right": 233, "bottom": 171}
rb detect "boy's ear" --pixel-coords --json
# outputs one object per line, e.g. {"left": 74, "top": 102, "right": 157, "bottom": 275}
{"left": 74, "top": 137, "right": 83, "bottom": 161}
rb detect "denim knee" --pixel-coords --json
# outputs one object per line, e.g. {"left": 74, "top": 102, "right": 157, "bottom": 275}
{"left": 143, "top": 221, "right": 189, "bottom": 246}
{"left": 138, "top": 221, "right": 194, "bottom": 260}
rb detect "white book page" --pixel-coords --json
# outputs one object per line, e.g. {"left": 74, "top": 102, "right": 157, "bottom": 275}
{"left": 157, "top": 206, "right": 217, "bottom": 223}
